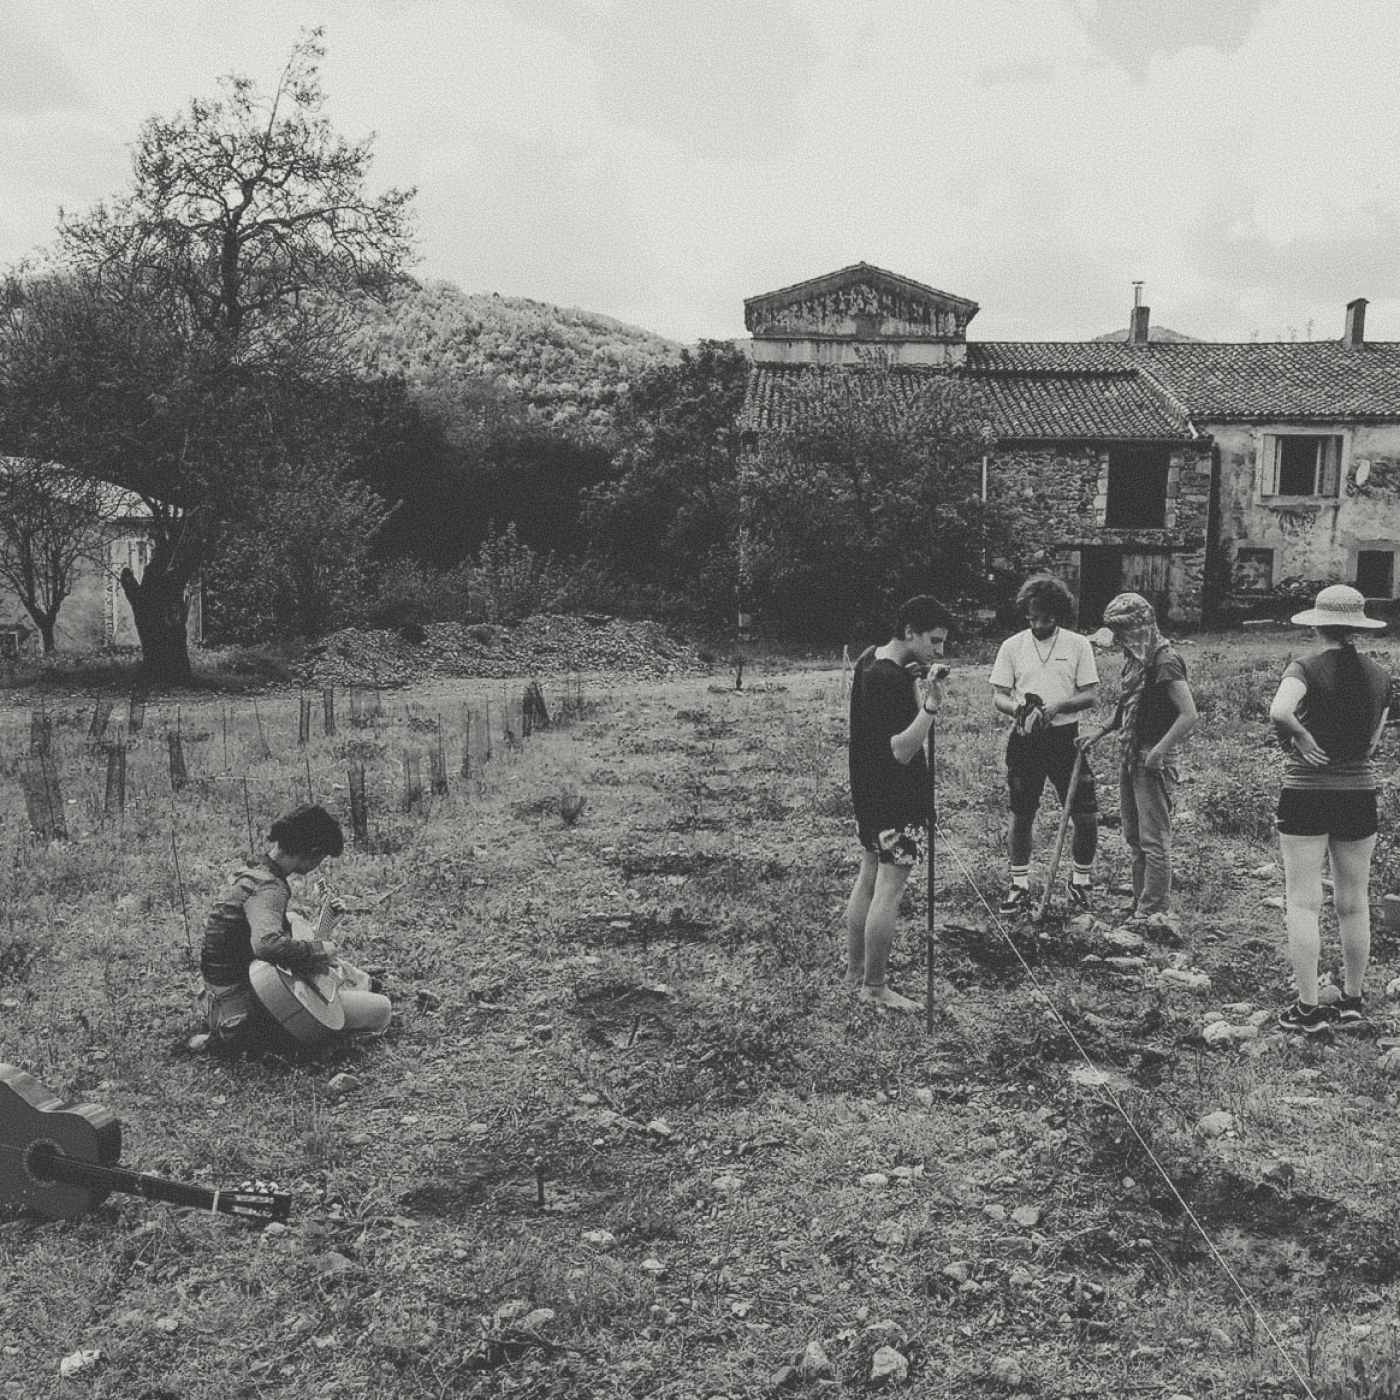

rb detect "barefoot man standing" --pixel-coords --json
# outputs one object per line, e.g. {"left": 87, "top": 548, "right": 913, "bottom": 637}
{"left": 844, "top": 595, "right": 954, "bottom": 1011}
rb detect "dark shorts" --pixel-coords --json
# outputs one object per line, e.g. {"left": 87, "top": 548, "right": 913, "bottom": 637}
{"left": 856, "top": 821, "right": 928, "bottom": 867}
{"left": 1006, "top": 724, "right": 1098, "bottom": 818}
{"left": 1276, "top": 788, "right": 1378, "bottom": 841}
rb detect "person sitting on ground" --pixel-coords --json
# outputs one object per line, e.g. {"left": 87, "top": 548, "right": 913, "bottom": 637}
{"left": 989, "top": 574, "right": 1101, "bottom": 916}
{"left": 198, "top": 804, "right": 391, "bottom": 1049}
{"left": 844, "top": 594, "right": 953, "bottom": 1012}
{"left": 1268, "top": 584, "right": 1390, "bottom": 1035}
{"left": 1079, "top": 592, "right": 1198, "bottom": 926}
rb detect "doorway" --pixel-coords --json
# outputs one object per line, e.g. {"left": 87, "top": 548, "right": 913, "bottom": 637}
{"left": 1078, "top": 547, "right": 1171, "bottom": 626}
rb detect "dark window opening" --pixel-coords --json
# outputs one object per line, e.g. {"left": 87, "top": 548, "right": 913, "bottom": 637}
{"left": 1357, "top": 550, "right": 1395, "bottom": 599}
{"left": 1105, "top": 445, "right": 1169, "bottom": 528}
{"left": 1234, "top": 548, "right": 1274, "bottom": 594}
{"left": 1265, "top": 434, "right": 1342, "bottom": 496}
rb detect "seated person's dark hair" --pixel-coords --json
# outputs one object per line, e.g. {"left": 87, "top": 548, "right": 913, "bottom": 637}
{"left": 894, "top": 595, "right": 954, "bottom": 637}
{"left": 269, "top": 804, "right": 345, "bottom": 859}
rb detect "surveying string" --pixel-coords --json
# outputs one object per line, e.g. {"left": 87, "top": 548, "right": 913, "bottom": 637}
{"left": 929, "top": 822, "right": 1320, "bottom": 1400}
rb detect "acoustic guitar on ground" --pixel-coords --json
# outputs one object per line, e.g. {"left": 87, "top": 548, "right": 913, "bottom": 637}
{"left": 248, "top": 899, "right": 346, "bottom": 1046}
{"left": 0, "top": 1064, "right": 290, "bottom": 1223}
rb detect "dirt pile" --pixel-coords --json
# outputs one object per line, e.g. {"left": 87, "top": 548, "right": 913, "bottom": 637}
{"left": 300, "top": 613, "right": 703, "bottom": 687}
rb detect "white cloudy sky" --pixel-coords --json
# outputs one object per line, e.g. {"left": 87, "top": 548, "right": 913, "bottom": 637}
{"left": 3, "top": 0, "right": 1398, "bottom": 345}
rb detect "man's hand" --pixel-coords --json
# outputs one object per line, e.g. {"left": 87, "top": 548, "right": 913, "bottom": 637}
{"left": 1075, "top": 727, "right": 1105, "bottom": 751}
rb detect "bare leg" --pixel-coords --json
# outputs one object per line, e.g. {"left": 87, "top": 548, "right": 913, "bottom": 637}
{"left": 1279, "top": 833, "right": 1328, "bottom": 1004}
{"left": 857, "top": 863, "right": 918, "bottom": 1011}
{"left": 845, "top": 851, "right": 879, "bottom": 984}
{"left": 1329, "top": 834, "right": 1377, "bottom": 997}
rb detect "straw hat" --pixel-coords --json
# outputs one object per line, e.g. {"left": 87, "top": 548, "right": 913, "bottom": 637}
{"left": 1289, "top": 583, "right": 1386, "bottom": 629}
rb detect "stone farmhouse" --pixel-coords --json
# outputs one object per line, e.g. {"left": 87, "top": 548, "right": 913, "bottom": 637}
{"left": 738, "top": 262, "right": 1400, "bottom": 625}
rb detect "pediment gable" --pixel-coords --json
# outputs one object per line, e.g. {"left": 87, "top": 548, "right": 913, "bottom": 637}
{"left": 744, "top": 262, "right": 979, "bottom": 341}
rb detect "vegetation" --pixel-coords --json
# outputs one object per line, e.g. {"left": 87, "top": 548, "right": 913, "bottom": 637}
{"left": 742, "top": 359, "right": 1003, "bottom": 642}
{"left": 0, "top": 31, "right": 414, "bottom": 684}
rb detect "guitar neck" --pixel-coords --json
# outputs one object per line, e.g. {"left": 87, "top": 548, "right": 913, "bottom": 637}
{"left": 313, "top": 894, "right": 339, "bottom": 943}
{"left": 40, "top": 1152, "right": 290, "bottom": 1222}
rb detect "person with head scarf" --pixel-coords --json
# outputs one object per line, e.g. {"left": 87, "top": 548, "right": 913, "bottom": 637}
{"left": 1268, "top": 584, "right": 1390, "bottom": 1034}
{"left": 1079, "top": 592, "right": 1198, "bottom": 925}
{"left": 988, "top": 574, "right": 1101, "bottom": 915}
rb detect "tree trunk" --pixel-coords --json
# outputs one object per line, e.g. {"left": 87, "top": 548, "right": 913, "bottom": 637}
{"left": 38, "top": 621, "right": 56, "bottom": 654}
{"left": 121, "top": 565, "right": 193, "bottom": 686}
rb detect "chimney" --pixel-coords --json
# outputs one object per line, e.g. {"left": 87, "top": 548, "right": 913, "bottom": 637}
{"left": 1344, "top": 297, "right": 1367, "bottom": 348}
{"left": 1129, "top": 303, "right": 1151, "bottom": 345}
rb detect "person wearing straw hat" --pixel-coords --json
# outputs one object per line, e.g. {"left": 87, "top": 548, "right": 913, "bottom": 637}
{"left": 1268, "top": 584, "right": 1390, "bottom": 1034}
{"left": 1079, "top": 592, "right": 1198, "bottom": 926}
{"left": 845, "top": 595, "right": 954, "bottom": 1012}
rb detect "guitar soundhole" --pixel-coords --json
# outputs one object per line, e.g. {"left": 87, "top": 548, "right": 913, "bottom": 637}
{"left": 24, "top": 1139, "right": 63, "bottom": 1185}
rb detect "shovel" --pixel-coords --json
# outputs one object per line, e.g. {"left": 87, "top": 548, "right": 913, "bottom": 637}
{"left": 1034, "top": 748, "right": 1085, "bottom": 924}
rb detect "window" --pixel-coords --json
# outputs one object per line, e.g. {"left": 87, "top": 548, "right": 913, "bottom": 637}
{"left": 1357, "top": 550, "right": 1395, "bottom": 599}
{"left": 1234, "top": 547, "right": 1274, "bottom": 594}
{"left": 1261, "top": 434, "right": 1342, "bottom": 497}
{"left": 1105, "top": 445, "right": 1169, "bottom": 528}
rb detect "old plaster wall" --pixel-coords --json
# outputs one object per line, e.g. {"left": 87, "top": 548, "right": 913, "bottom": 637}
{"left": 987, "top": 442, "right": 1213, "bottom": 621}
{"left": 1214, "top": 422, "right": 1400, "bottom": 594}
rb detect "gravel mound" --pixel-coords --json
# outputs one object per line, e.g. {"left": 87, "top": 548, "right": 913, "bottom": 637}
{"left": 300, "top": 614, "right": 703, "bottom": 687}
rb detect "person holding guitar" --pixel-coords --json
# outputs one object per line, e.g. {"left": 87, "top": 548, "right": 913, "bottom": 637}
{"left": 198, "top": 804, "right": 391, "bottom": 1049}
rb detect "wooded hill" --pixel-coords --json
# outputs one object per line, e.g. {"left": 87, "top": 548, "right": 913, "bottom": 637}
{"left": 351, "top": 279, "right": 685, "bottom": 432}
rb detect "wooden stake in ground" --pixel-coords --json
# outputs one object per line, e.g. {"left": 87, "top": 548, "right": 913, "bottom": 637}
{"left": 430, "top": 721, "right": 449, "bottom": 796}
{"left": 221, "top": 704, "right": 230, "bottom": 771}
{"left": 925, "top": 726, "right": 936, "bottom": 1037}
{"left": 29, "top": 705, "right": 50, "bottom": 758}
{"left": 1035, "top": 749, "right": 1084, "bottom": 924}
{"left": 322, "top": 687, "right": 336, "bottom": 737}
{"left": 523, "top": 680, "right": 550, "bottom": 734}
{"left": 251, "top": 698, "right": 271, "bottom": 759}
{"left": 401, "top": 749, "right": 424, "bottom": 813}
{"left": 304, "top": 755, "right": 315, "bottom": 805}
{"left": 20, "top": 758, "right": 66, "bottom": 840}
{"left": 167, "top": 729, "right": 188, "bottom": 792}
{"left": 298, "top": 691, "right": 312, "bottom": 746}
{"left": 242, "top": 777, "right": 256, "bottom": 858}
{"left": 349, "top": 764, "right": 369, "bottom": 844}
{"left": 87, "top": 699, "right": 113, "bottom": 748}
{"left": 171, "top": 828, "right": 193, "bottom": 965}
{"left": 128, "top": 689, "right": 146, "bottom": 735}
{"left": 104, "top": 734, "right": 126, "bottom": 818}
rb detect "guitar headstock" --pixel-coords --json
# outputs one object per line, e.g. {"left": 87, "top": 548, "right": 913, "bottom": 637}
{"left": 225, "top": 1179, "right": 292, "bottom": 1223}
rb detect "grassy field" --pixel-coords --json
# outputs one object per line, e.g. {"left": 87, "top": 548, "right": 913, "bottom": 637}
{"left": 5, "top": 635, "right": 1400, "bottom": 1398}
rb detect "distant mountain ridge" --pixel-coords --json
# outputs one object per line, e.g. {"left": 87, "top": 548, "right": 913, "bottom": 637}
{"left": 351, "top": 280, "right": 684, "bottom": 431}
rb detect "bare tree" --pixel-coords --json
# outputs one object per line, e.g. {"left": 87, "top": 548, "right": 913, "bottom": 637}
{"left": 0, "top": 458, "right": 118, "bottom": 654}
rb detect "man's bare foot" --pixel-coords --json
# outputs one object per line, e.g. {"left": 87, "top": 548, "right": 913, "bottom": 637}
{"left": 858, "top": 984, "right": 921, "bottom": 1013}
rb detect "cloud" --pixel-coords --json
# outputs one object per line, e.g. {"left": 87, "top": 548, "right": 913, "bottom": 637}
{"left": 0, "top": 12, "right": 92, "bottom": 115}
{"left": 1073, "top": 0, "right": 1267, "bottom": 80}
{"left": 579, "top": 0, "right": 818, "bottom": 160}
{"left": 421, "top": 127, "right": 659, "bottom": 310}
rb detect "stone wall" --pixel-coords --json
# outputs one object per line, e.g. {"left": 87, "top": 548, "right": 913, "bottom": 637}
{"left": 1213, "top": 421, "right": 1400, "bottom": 598}
{"left": 987, "top": 441, "right": 1214, "bottom": 621}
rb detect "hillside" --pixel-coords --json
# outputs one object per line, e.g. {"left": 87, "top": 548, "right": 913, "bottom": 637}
{"left": 351, "top": 280, "right": 685, "bottom": 431}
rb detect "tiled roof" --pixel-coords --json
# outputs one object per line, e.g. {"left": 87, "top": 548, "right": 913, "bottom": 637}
{"left": 739, "top": 365, "right": 977, "bottom": 436}
{"left": 969, "top": 341, "right": 1400, "bottom": 421}
{"left": 967, "top": 369, "right": 1190, "bottom": 441}
{"left": 740, "top": 364, "right": 1190, "bottom": 442}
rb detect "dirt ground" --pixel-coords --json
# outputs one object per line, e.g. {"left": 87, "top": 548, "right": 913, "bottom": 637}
{"left": 3, "top": 636, "right": 1400, "bottom": 1398}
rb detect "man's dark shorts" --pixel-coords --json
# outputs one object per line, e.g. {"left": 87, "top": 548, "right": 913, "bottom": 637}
{"left": 1006, "top": 724, "right": 1098, "bottom": 818}
{"left": 1276, "top": 788, "right": 1378, "bottom": 841}
{"left": 856, "top": 821, "right": 929, "bottom": 867}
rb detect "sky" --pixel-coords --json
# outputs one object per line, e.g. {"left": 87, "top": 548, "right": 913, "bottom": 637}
{"left": 3, "top": 0, "right": 1399, "bottom": 346}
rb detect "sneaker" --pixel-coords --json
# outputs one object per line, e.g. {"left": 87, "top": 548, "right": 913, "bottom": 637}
{"left": 998, "top": 884, "right": 1033, "bottom": 916}
{"left": 1277, "top": 1000, "right": 1332, "bottom": 1035}
{"left": 1335, "top": 994, "right": 1365, "bottom": 1030}
{"left": 1066, "top": 879, "right": 1092, "bottom": 910}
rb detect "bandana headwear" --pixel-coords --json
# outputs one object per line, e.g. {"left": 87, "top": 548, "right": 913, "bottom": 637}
{"left": 1102, "top": 593, "right": 1165, "bottom": 774}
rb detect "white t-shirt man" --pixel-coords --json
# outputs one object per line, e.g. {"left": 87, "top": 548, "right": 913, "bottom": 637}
{"left": 989, "top": 628, "right": 1099, "bottom": 724}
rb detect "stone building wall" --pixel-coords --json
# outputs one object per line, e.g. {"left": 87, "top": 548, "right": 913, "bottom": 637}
{"left": 986, "top": 441, "right": 1214, "bottom": 622}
